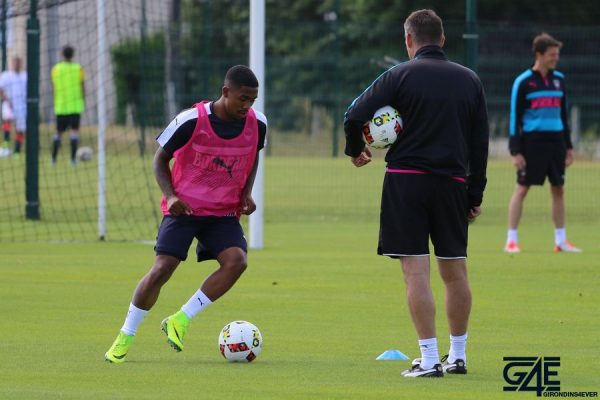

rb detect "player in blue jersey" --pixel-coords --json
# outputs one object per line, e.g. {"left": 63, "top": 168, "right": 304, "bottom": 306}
{"left": 504, "top": 33, "right": 581, "bottom": 254}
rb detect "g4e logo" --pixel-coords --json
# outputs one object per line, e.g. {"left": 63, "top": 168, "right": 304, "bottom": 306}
{"left": 503, "top": 357, "right": 560, "bottom": 396}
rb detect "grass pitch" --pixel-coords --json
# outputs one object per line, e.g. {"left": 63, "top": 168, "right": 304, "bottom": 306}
{"left": 1, "top": 157, "right": 599, "bottom": 399}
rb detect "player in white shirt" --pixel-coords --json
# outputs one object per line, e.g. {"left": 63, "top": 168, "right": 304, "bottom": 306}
{"left": 0, "top": 57, "right": 27, "bottom": 155}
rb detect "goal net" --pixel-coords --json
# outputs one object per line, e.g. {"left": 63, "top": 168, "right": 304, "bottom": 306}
{"left": 0, "top": 0, "right": 171, "bottom": 241}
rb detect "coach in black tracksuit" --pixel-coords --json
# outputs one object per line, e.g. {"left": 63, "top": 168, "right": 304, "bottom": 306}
{"left": 344, "top": 10, "right": 488, "bottom": 378}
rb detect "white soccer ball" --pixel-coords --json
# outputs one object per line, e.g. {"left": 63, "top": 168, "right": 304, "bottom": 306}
{"left": 76, "top": 146, "right": 93, "bottom": 162}
{"left": 362, "top": 105, "right": 403, "bottom": 149}
{"left": 218, "top": 321, "right": 262, "bottom": 362}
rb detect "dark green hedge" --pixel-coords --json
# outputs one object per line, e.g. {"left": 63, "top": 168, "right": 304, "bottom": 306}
{"left": 111, "top": 32, "right": 165, "bottom": 127}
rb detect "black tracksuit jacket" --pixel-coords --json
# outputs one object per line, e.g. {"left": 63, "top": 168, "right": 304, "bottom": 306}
{"left": 344, "top": 45, "right": 489, "bottom": 207}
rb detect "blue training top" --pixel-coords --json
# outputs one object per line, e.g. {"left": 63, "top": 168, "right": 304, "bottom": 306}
{"left": 508, "top": 68, "right": 572, "bottom": 154}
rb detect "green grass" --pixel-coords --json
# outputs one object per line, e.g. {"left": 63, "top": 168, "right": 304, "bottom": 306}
{"left": 1, "top": 157, "right": 599, "bottom": 398}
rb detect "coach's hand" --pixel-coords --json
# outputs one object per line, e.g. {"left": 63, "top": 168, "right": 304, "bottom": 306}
{"left": 511, "top": 154, "right": 526, "bottom": 170}
{"left": 565, "top": 148, "right": 574, "bottom": 167}
{"left": 240, "top": 193, "right": 256, "bottom": 215}
{"left": 467, "top": 206, "right": 481, "bottom": 224}
{"left": 167, "top": 195, "right": 192, "bottom": 216}
{"left": 351, "top": 147, "right": 372, "bottom": 168}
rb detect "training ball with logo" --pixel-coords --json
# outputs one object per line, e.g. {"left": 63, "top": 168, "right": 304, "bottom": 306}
{"left": 76, "top": 146, "right": 94, "bottom": 162}
{"left": 362, "top": 105, "right": 402, "bottom": 149}
{"left": 218, "top": 321, "right": 262, "bottom": 362}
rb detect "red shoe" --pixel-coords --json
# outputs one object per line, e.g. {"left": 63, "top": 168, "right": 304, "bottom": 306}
{"left": 554, "top": 241, "right": 582, "bottom": 253}
{"left": 504, "top": 241, "right": 521, "bottom": 254}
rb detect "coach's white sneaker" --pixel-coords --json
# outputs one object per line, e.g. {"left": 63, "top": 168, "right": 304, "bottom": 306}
{"left": 401, "top": 359, "right": 443, "bottom": 378}
{"left": 554, "top": 241, "right": 582, "bottom": 253}
{"left": 441, "top": 354, "right": 467, "bottom": 374}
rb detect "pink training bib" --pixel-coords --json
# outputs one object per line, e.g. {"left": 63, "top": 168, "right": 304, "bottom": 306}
{"left": 161, "top": 102, "right": 258, "bottom": 217}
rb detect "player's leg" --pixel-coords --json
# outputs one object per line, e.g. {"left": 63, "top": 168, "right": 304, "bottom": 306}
{"left": 105, "top": 255, "right": 181, "bottom": 363}
{"left": 52, "top": 116, "right": 67, "bottom": 164}
{"left": 399, "top": 256, "right": 442, "bottom": 377}
{"left": 508, "top": 184, "right": 529, "bottom": 230}
{"left": 401, "top": 258, "right": 435, "bottom": 339}
{"left": 400, "top": 255, "right": 441, "bottom": 366}
{"left": 548, "top": 147, "right": 581, "bottom": 252}
{"left": 105, "top": 217, "right": 195, "bottom": 362}
{"left": 159, "top": 248, "right": 232, "bottom": 353}
{"left": 438, "top": 259, "right": 470, "bottom": 335}
{"left": 2, "top": 101, "right": 14, "bottom": 149}
{"left": 506, "top": 144, "right": 548, "bottom": 252}
{"left": 133, "top": 255, "right": 181, "bottom": 309}
{"left": 162, "top": 217, "right": 249, "bottom": 352}
{"left": 13, "top": 131, "right": 24, "bottom": 154}
{"left": 505, "top": 184, "right": 529, "bottom": 252}
{"left": 550, "top": 185, "right": 580, "bottom": 252}
{"left": 549, "top": 184, "right": 580, "bottom": 251}
{"left": 12, "top": 112, "right": 26, "bottom": 155}
{"left": 69, "top": 114, "right": 81, "bottom": 164}
{"left": 2, "top": 120, "right": 10, "bottom": 147}
{"left": 550, "top": 184, "right": 565, "bottom": 230}
{"left": 437, "top": 258, "right": 470, "bottom": 374}
{"left": 549, "top": 144, "right": 567, "bottom": 233}
{"left": 506, "top": 146, "right": 542, "bottom": 252}
{"left": 430, "top": 176, "right": 469, "bottom": 374}
{"left": 379, "top": 173, "right": 442, "bottom": 377}
{"left": 162, "top": 247, "right": 248, "bottom": 352}
{"left": 201, "top": 247, "right": 247, "bottom": 300}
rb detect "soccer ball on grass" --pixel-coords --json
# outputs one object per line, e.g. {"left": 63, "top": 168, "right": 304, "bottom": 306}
{"left": 218, "top": 321, "right": 262, "bottom": 362}
{"left": 76, "top": 146, "right": 94, "bottom": 162}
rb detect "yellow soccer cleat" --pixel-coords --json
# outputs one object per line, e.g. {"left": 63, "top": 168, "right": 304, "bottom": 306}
{"left": 161, "top": 310, "right": 190, "bottom": 352}
{"left": 104, "top": 331, "right": 134, "bottom": 364}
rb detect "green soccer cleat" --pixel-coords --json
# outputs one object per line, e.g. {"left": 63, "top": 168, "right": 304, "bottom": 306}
{"left": 161, "top": 310, "right": 190, "bottom": 352}
{"left": 104, "top": 331, "right": 134, "bottom": 364}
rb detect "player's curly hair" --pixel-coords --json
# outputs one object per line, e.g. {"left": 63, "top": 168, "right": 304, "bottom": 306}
{"left": 225, "top": 65, "right": 259, "bottom": 89}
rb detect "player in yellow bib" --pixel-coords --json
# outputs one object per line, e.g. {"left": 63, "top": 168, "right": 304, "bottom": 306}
{"left": 51, "top": 45, "right": 85, "bottom": 165}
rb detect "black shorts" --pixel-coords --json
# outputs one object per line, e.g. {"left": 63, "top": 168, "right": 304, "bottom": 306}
{"left": 154, "top": 215, "right": 247, "bottom": 262}
{"left": 378, "top": 173, "right": 469, "bottom": 258}
{"left": 56, "top": 114, "right": 81, "bottom": 132}
{"left": 518, "top": 140, "right": 566, "bottom": 186}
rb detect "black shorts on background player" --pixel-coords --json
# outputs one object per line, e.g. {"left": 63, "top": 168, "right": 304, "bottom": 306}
{"left": 517, "top": 138, "right": 566, "bottom": 186}
{"left": 378, "top": 174, "right": 469, "bottom": 258}
{"left": 56, "top": 114, "right": 81, "bottom": 132}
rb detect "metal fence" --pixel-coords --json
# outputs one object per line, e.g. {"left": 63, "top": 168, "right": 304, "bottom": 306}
{"left": 1, "top": 2, "right": 599, "bottom": 241}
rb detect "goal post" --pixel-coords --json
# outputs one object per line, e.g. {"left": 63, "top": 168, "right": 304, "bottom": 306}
{"left": 249, "top": 0, "right": 265, "bottom": 249}
{"left": 96, "top": 0, "right": 107, "bottom": 240}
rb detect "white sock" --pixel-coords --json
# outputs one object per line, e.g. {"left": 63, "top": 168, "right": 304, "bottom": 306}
{"left": 181, "top": 289, "right": 213, "bottom": 319}
{"left": 555, "top": 228, "right": 566, "bottom": 246}
{"left": 418, "top": 337, "right": 439, "bottom": 369}
{"left": 448, "top": 333, "right": 468, "bottom": 363}
{"left": 507, "top": 229, "right": 518, "bottom": 243}
{"left": 120, "top": 303, "right": 149, "bottom": 336}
